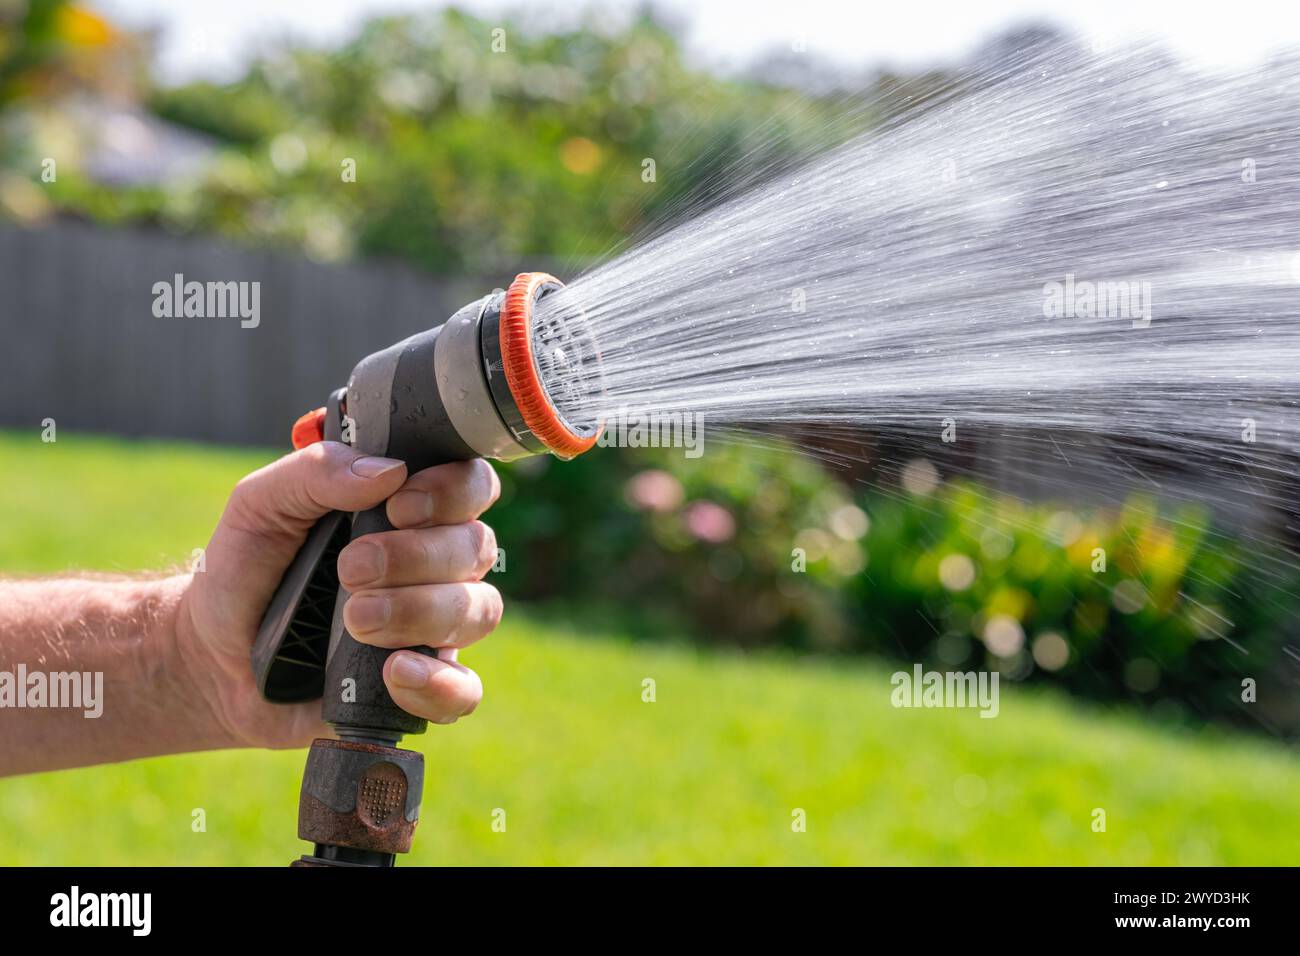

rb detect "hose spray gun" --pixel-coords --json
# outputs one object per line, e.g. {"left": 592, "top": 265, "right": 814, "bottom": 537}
{"left": 250, "top": 273, "right": 603, "bottom": 866}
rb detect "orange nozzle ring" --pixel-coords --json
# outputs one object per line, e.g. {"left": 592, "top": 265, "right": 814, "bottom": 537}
{"left": 499, "top": 272, "right": 599, "bottom": 459}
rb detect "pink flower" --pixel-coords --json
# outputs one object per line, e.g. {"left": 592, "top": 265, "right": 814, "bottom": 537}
{"left": 625, "top": 470, "right": 684, "bottom": 513}
{"left": 685, "top": 501, "right": 735, "bottom": 543}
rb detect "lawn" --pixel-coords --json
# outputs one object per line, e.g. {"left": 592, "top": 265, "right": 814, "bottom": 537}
{"left": 1, "top": 430, "right": 1298, "bottom": 865}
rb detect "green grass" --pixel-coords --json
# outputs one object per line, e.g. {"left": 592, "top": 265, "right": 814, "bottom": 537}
{"left": 0, "top": 430, "right": 262, "bottom": 574}
{"left": 1, "top": 431, "right": 1298, "bottom": 865}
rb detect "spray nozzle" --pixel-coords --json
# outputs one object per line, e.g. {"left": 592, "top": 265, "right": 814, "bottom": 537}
{"left": 480, "top": 272, "right": 604, "bottom": 459}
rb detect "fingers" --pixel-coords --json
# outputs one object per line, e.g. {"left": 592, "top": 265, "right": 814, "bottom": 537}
{"left": 232, "top": 454, "right": 500, "bottom": 727}
{"left": 337, "top": 522, "right": 497, "bottom": 590}
{"left": 384, "top": 653, "right": 482, "bottom": 724}
{"left": 226, "top": 441, "right": 408, "bottom": 537}
{"left": 343, "top": 581, "right": 503, "bottom": 650}
{"left": 338, "top": 521, "right": 503, "bottom": 726}
{"left": 386, "top": 459, "right": 501, "bottom": 529}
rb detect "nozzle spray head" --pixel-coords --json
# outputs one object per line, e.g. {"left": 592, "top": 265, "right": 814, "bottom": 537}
{"left": 339, "top": 271, "right": 603, "bottom": 468}
{"left": 480, "top": 272, "right": 603, "bottom": 459}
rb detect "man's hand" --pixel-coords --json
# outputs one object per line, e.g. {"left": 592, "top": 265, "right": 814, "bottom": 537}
{"left": 178, "top": 442, "right": 503, "bottom": 750}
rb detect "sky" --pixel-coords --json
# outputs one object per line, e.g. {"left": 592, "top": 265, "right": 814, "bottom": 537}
{"left": 98, "top": 0, "right": 1300, "bottom": 84}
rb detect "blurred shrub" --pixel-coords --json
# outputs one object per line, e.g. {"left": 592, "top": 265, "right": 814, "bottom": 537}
{"left": 5, "top": 5, "right": 870, "bottom": 271}
{"left": 840, "top": 477, "right": 1300, "bottom": 727}
{"left": 494, "top": 441, "right": 1300, "bottom": 731}
{"left": 492, "top": 439, "right": 851, "bottom": 650}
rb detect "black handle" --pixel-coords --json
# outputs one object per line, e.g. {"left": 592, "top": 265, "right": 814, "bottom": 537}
{"left": 251, "top": 389, "right": 354, "bottom": 703}
{"left": 251, "top": 510, "right": 351, "bottom": 703}
{"left": 319, "top": 504, "right": 438, "bottom": 736}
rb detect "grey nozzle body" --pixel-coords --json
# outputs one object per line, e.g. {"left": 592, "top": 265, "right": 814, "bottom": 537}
{"left": 344, "top": 293, "right": 532, "bottom": 466}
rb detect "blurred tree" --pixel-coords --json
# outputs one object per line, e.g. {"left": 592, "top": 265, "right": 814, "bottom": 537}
{"left": 0, "top": 0, "right": 162, "bottom": 221}
{"left": 0, "top": 1, "right": 143, "bottom": 105}
{"left": 0, "top": 0, "right": 65, "bottom": 108}
{"left": 5, "top": 5, "right": 867, "bottom": 271}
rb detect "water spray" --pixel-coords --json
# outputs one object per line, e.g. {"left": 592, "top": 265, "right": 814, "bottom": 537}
{"left": 536, "top": 40, "right": 1300, "bottom": 571}
{"left": 250, "top": 272, "right": 603, "bottom": 866}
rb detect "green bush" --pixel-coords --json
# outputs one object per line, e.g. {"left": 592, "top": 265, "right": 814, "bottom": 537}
{"left": 492, "top": 439, "right": 850, "bottom": 650}
{"left": 841, "top": 479, "right": 1300, "bottom": 729}
{"left": 493, "top": 441, "right": 1300, "bottom": 733}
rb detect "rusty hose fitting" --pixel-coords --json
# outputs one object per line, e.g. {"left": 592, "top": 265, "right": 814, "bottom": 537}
{"left": 293, "top": 738, "right": 425, "bottom": 866}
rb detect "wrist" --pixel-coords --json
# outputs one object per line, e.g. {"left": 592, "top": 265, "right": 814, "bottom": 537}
{"left": 136, "top": 574, "right": 242, "bottom": 753}
{"left": 170, "top": 575, "right": 250, "bottom": 751}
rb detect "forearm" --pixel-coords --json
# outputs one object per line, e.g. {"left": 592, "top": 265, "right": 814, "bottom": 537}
{"left": 0, "top": 574, "right": 231, "bottom": 776}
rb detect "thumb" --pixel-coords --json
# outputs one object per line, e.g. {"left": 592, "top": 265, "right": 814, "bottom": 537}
{"left": 225, "top": 441, "right": 408, "bottom": 538}
{"left": 193, "top": 441, "right": 409, "bottom": 648}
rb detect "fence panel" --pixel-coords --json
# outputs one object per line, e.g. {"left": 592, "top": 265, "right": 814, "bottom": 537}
{"left": 0, "top": 221, "right": 503, "bottom": 446}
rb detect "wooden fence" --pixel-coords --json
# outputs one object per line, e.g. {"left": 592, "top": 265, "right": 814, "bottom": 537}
{"left": 0, "top": 220, "right": 528, "bottom": 446}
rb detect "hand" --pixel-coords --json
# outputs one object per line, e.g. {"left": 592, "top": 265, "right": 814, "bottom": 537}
{"left": 176, "top": 442, "right": 502, "bottom": 750}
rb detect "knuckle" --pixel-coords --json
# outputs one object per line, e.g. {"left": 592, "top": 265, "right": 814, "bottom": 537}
{"left": 447, "top": 584, "right": 474, "bottom": 627}
{"left": 299, "top": 441, "right": 332, "bottom": 467}
{"left": 228, "top": 473, "right": 260, "bottom": 513}
{"left": 481, "top": 585, "right": 504, "bottom": 631}
{"left": 231, "top": 469, "right": 260, "bottom": 498}
{"left": 471, "top": 459, "right": 501, "bottom": 508}
{"left": 463, "top": 518, "right": 489, "bottom": 550}
{"left": 376, "top": 588, "right": 406, "bottom": 626}
{"left": 452, "top": 677, "right": 481, "bottom": 714}
{"left": 465, "top": 521, "right": 497, "bottom": 573}
{"left": 225, "top": 466, "right": 290, "bottom": 536}
{"left": 417, "top": 530, "right": 450, "bottom": 578}
{"left": 295, "top": 443, "right": 343, "bottom": 513}
{"left": 295, "top": 443, "right": 337, "bottom": 494}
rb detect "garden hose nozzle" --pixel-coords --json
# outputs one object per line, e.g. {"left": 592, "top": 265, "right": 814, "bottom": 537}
{"left": 250, "top": 272, "right": 603, "bottom": 866}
